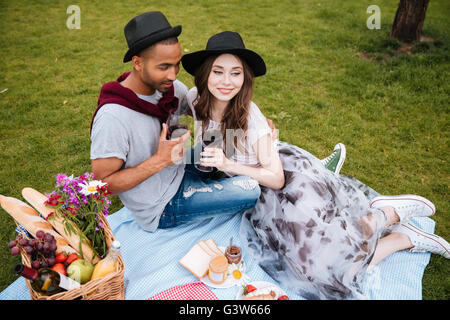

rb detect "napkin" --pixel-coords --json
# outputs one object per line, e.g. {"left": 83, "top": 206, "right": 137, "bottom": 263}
{"left": 148, "top": 281, "right": 218, "bottom": 300}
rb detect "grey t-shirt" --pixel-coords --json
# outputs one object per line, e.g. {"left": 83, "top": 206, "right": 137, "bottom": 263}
{"left": 90, "top": 80, "right": 189, "bottom": 232}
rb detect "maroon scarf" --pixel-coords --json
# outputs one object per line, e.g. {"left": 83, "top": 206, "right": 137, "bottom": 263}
{"left": 90, "top": 72, "right": 179, "bottom": 133}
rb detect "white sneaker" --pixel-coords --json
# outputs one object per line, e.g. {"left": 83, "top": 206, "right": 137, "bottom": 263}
{"left": 391, "top": 222, "right": 450, "bottom": 259}
{"left": 370, "top": 194, "right": 435, "bottom": 223}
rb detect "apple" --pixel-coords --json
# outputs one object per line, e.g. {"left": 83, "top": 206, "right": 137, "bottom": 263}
{"left": 67, "top": 259, "right": 94, "bottom": 284}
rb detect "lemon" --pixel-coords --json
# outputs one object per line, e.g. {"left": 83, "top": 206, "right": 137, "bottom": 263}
{"left": 232, "top": 269, "right": 242, "bottom": 279}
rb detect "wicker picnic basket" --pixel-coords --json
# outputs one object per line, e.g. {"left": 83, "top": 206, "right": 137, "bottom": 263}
{"left": 16, "top": 212, "right": 125, "bottom": 300}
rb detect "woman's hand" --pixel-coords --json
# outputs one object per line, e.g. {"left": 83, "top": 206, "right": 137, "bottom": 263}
{"left": 200, "top": 147, "right": 231, "bottom": 172}
{"left": 266, "top": 118, "right": 278, "bottom": 142}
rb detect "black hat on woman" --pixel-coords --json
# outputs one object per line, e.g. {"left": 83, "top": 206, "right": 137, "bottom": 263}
{"left": 181, "top": 31, "right": 266, "bottom": 77}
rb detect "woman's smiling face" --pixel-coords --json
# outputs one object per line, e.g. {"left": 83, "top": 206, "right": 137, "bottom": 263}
{"left": 207, "top": 53, "right": 245, "bottom": 103}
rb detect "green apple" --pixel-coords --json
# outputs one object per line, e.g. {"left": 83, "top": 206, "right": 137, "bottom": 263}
{"left": 67, "top": 259, "right": 94, "bottom": 284}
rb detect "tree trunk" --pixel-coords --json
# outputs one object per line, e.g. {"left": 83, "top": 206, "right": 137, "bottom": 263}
{"left": 390, "top": 0, "right": 430, "bottom": 43}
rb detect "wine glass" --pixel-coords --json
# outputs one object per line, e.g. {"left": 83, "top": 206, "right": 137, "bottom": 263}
{"left": 194, "top": 128, "right": 222, "bottom": 172}
{"left": 166, "top": 109, "right": 192, "bottom": 165}
{"left": 166, "top": 110, "right": 189, "bottom": 140}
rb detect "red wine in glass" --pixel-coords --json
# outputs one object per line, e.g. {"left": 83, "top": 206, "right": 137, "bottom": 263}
{"left": 167, "top": 124, "right": 188, "bottom": 140}
{"left": 195, "top": 136, "right": 215, "bottom": 172}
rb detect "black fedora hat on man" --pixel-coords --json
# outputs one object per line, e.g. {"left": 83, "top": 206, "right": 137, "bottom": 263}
{"left": 123, "top": 11, "right": 181, "bottom": 63}
{"left": 181, "top": 31, "right": 266, "bottom": 77}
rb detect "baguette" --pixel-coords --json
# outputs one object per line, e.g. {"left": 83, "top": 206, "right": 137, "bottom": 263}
{"left": 21, "top": 187, "right": 100, "bottom": 264}
{"left": 0, "top": 195, "right": 78, "bottom": 255}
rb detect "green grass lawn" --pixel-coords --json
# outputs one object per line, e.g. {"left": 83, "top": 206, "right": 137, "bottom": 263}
{"left": 0, "top": 0, "right": 448, "bottom": 299}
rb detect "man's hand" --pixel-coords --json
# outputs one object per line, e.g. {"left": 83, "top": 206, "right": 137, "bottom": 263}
{"left": 155, "top": 123, "right": 190, "bottom": 166}
{"left": 266, "top": 118, "right": 279, "bottom": 141}
{"left": 91, "top": 123, "right": 191, "bottom": 195}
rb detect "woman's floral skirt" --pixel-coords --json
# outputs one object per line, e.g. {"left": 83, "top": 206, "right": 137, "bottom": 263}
{"left": 240, "top": 141, "right": 387, "bottom": 299}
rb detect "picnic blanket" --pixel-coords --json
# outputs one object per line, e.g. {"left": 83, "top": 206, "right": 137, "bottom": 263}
{"left": 0, "top": 206, "right": 434, "bottom": 300}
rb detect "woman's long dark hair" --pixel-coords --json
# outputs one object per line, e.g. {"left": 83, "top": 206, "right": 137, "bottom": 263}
{"left": 193, "top": 54, "right": 254, "bottom": 156}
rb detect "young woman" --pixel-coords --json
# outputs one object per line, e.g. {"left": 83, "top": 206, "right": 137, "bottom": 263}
{"left": 181, "top": 31, "right": 449, "bottom": 299}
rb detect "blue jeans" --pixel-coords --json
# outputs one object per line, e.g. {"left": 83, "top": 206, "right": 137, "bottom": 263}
{"left": 159, "top": 162, "right": 261, "bottom": 229}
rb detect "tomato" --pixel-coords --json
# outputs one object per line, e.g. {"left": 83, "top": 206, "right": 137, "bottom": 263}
{"left": 65, "top": 253, "right": 81, "bottom": 265}
{"left": 55, "top": 253, "right": 67, "bottom": 263}
{"left": 278, "top": 295, "right": 289, "bottom": 300}
{"left": 51, "top": 263, "right": 67, "bottom": 276}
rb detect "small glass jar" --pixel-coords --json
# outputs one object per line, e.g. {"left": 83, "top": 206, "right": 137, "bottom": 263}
{"left": 208, "top": 255, "right": 228, "bottom": 285}
{"left": 225, "top": 245, "right": 242, "bottom": 264}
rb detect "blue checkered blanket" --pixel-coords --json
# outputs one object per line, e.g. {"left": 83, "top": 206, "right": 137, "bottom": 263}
{"left": 0, "top": 206, "right": 433, "bottom": 300}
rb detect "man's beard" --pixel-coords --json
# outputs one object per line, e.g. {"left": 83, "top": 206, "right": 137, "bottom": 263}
{"left": 142, "top": 72, "right": 172, "bottom": 93}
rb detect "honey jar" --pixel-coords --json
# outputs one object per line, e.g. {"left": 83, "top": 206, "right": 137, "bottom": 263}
{"left": 208, "top": 255, "right": 228, "bottom": 284}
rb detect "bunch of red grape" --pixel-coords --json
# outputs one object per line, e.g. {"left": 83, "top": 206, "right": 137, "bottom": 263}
{"left": 8, "top": 230, "right": 57, "bottom": 269}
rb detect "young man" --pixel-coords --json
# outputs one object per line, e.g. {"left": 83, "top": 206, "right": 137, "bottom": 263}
{"left": 90, "top": 11, "right": 345, "bottom": 232}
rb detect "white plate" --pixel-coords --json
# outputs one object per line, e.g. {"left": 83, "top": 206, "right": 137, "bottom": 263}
{"left": 235, "top": 281, "right": 287, "bottom": 300}
{"left": 200, "top": 246, "right": 240, "bottom": 289}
